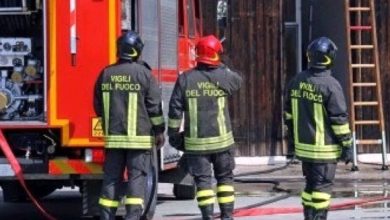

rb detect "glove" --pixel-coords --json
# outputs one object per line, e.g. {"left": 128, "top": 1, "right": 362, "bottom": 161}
{"left": 169, "top": 132, "right": 184, "bottom": 151}
{"left": 155, "top": 133, "right": 165, "bottom": 150}
{"left": 340, "top": 147, "right": 353, "bottom": 165}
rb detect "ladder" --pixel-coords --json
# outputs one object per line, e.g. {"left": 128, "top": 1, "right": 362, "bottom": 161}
{"left": 345, "top": 0, "right": 388, "bottom": 171}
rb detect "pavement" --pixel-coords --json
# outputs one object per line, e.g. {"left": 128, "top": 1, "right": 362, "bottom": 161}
{"left": 154, "top": 161, "right": 390, "bottom": 219}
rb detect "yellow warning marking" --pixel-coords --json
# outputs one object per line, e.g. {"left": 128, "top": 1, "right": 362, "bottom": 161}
{"left": 92, "top": 117, "right": 103, "bottom": 137}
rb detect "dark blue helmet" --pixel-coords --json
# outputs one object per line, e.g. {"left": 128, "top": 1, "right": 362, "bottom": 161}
{"left": 117, "top": 31, "right": 144, "bottom": 61}
{"left": 307, "top": 37, "right": 338, "bottom": 69}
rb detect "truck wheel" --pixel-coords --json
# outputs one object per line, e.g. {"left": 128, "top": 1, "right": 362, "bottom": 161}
{"left": 141, "top": 147, "right": 158, "bottom": 220}
{"left": 173, "top": 184, "right": 196, "bottom": 200}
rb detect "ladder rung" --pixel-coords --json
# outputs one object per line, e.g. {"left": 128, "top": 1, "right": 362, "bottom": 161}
{"left": 350, "top": 45, "right": 374, "bottom": 49}
{"left": 352, "top": 82, "right": 377, "bottom": 87}
{"left": 348, "top": 7, "right": 371, "bottom": 11}
{"left": 355, "top": 120, "right": 380, "bottom": 125}
{"left": 351, "top": 64, "right": 375, "bottom": 68}
{"left": 350, "top": 26, "right": 372, "bottom": 31}
{"left": 355, "top": 139, "right": 383, "bottom": 145}
{"left": 353, "top": 101, "right": 378, "bottom": 106}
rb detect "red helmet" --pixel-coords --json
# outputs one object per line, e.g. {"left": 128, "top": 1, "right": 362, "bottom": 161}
{"left": 196, "top": 35, "right": 223, "bottom": 65}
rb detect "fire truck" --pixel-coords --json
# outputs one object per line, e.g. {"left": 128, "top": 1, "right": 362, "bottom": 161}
{"left": 0, "top": 0, "right": 201, "bottom": 218}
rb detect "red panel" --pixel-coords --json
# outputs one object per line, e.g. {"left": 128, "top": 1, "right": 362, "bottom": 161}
{"left": 54, "top": 0, "right": 111, "bottom": 144}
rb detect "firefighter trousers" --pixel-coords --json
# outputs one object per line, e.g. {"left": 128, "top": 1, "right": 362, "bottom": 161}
{"left": 301, "top": 162, "right": 336, "bottom": 220}
{"left": 99, "top": 149, "right": 151, "bottom": 220}
{"left": 185, "top": 148, "right": 236, "bottom": 220}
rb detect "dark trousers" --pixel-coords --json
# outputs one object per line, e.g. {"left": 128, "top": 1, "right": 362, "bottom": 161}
{"left": 302, "top": 162, "right": 336, "bottom": 194}
{"left": 100, "top": 149, "right": 151, "bottom": 220}
{"left": 185, "top": 149, "right": 235, "bottom": 189}
{"left": 185, "top": 149, "right": 236, "bottom": 220}
{"left": 301, "top": 162, "right": 336, "bottom": 220}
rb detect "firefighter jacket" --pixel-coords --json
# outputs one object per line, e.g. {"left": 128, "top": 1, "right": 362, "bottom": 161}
{"left": 168, "top": 64, "right": 242, "bottom": 154}
{"left": 94, "top": 60, "right": 165, "bottom": 149}
{"left": 284, "top": 68, "right": 352, "bottom": 163}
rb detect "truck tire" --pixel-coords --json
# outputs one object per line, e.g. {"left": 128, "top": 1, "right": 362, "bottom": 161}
{"left": 173, "top": 183, "right": 196, "bottom": 200}
{"left": 141, "top": 147, "right": 158, "bottom": 220}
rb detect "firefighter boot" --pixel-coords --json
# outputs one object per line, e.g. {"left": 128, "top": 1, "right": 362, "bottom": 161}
{"left": 199, "top": 204, "right": 214, "bottom": 220}
{"left": 124, "top": 205, "right": 143, "bottom": 220}
{"left": 303, "top": 205, "right": 314, "bottom": 220}
{"left": 313, "top": 209, "right": 328, "bottom": 220}
{"left": 100, "top": 207, "right": 117, "bottom": 220}
{"left": 219, "top": 202, "right": 234, "bottom": 220}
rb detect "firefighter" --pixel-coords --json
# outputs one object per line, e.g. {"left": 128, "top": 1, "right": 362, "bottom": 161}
{"left": 168, "top": 35, "right": 242, "bottom": 220}
{"left": 93, "top": 31, "right": 165, "bottom": 220}
{"left": 284, "top": 37, "right": 353, "bottom": 220}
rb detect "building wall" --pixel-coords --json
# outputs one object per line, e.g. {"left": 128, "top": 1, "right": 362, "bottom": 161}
{"left": 201, "top": 0, "right": 390, "bottom": 156}
{"left": 222, "top": 0, "right": 284, "bottom": 156}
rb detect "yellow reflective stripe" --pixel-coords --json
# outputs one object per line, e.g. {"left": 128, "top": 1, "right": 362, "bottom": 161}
{"left": 342, "top": 139, "right": 353, "bottom": 146}
{"left": 319, "top": 55, "right": 332, "bottom": 65}
{"left": 185, "top": 135, "right": 234, "bottom": 151}
{"left": 103, "top": 92, "right": 110, "bottom": 134}
{"left": 198, "top": 197, "right": 216, "bottom": 206}
{"left": 124, "top": 197, "right": 144, "bottom": 206}
{"left": 197, "top": 189, "right": 215, "bottom": 198}
{"left": 105, "top": 135, "right": 154, "bottom": 142}
{"left": 314, "top": 103, "right": 324, "bottom": 146}
{"left": 189, "top": 98, "right": 198, "bottom": 137}
{"left": 312, "top": 200, "right": 330, "bottom": 209}
{"left": 105, "top": 143, "right": 152, "bottom": 149}
{"left": 150, "top": 116, "right": 164, "bottom": 126}
{"left": 128, "top": 93, "right": 138, "bottom": 136}
{"left": 296, "top": 149, "right": 341, "bottom": 159}
{"left": 296, "top": 143, "right": 340, "bottom": 152}
{"left": 312, "top": 191, "right": 331, "bottom": 200}
{"left": 99, "top": 198, "right": 119, "bottom": 208}
{"left": 168, "top": 118, "right": 182, "bottom": 128}
{"left": 217, "top": 185, "right": 234, "bottom": 192}
{"left": 218, "top": 195, "right": 235, "bottom": 204}
{"left": 332, "top": 123, "right": 351, "bottom": 135}
{"left": 301, "top": 191, "right": 312, "bottom": 201}
{"left": 301, "top": 191, "right": 312, "bottom": 206}
{"left": 185, "top": 132, "right": 233, "bottom": 144}
{"left": 284, "top": 112, "right": 292, "bottom": 120}
{"left": 217, "top": 97, "right": 227, "bottom": 135}
{"left": 292, "top": 99, "right": 299, "bottom": 143}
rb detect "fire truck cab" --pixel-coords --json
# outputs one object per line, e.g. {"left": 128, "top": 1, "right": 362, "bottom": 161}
{"left": 0, "top": 0, "right": 202, "bottom": 218}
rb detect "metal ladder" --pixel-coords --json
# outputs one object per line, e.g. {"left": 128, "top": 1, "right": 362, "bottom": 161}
{"left": 344, "top": 0, "right": 388, "bottom": 171}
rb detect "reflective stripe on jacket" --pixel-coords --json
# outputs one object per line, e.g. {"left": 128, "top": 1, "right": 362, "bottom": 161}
{"left": 94, "top": 60, "right": 165, "bottom": 149}
{"left": 168, "top": 64, "right": 242, "bottom": 154}
{"left": 284, "top": 68, "right": 352, "bottom": 162}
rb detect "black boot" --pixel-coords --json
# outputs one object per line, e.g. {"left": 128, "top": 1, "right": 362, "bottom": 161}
{"left": 313, "top": 209, "right": 328, "bottom": 220}
{"left": 303, "top": 206, "right": 314, "bottom": 220}
{"left": 219, "top": 202, "right": 234, "bottom": 220}
{"left": 124, "top": 205, "right": 143, "bottom": 220}
{"left": 199, "top": 204, "right": 214, "bottom": 220}
{"left": 100, "top": 207, "right": 117, "bottom": 220}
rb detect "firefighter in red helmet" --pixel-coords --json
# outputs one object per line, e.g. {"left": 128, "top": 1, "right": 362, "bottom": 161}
{"left": 94, "top": 31, "right": 165, "bottom": 220}
{"left": 168, "top": 35, "right": 242, "bottom": 220}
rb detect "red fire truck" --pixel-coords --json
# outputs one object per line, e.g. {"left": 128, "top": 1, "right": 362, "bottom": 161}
{"left": 0, "top": 0, "right": 201, "bottom": 218}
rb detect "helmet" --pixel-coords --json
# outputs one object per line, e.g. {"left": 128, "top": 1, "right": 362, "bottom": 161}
{"left": 196, "top": 35, "right": 223, "bottom": 66}
{"left": 307, "top": 37, "right": 338, "bottom": 69}
{"left": 117, "top": 31, "right": 144, "bottom": 61}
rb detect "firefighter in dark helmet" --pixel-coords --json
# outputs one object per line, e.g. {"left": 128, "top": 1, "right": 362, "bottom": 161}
{"left": 94, "top": 31, "right": 165, "bottom": 220}
{"left": 284, "top": 37, "right": 353, "bottom": 220}
{"left": 168, "top": 35, "right": 242, "bottom": 220}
